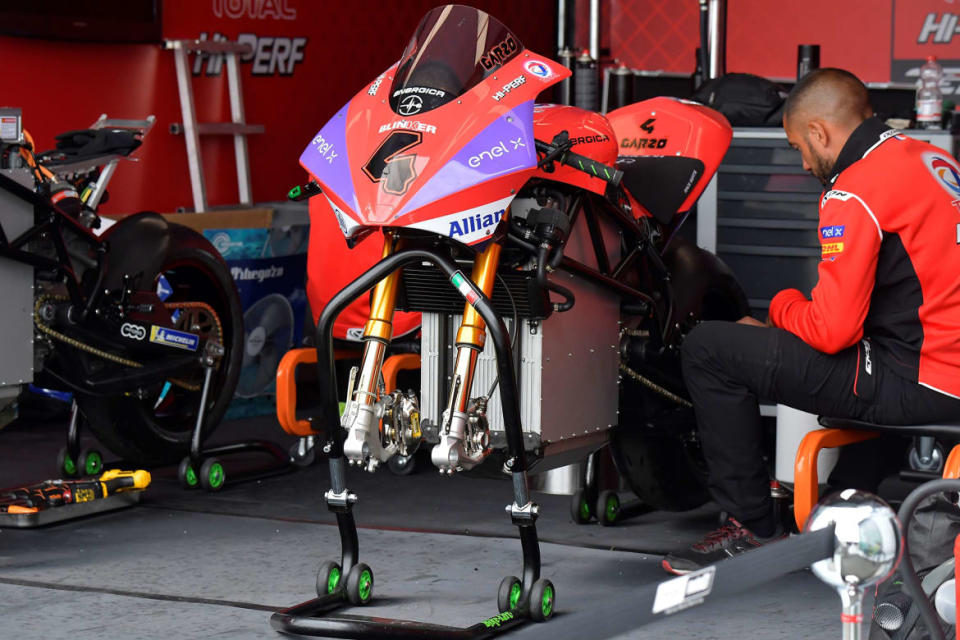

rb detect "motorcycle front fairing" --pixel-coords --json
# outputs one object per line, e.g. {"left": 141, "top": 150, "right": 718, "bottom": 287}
{"left": 299, "top": 6, "right": 569, "bottom": 247}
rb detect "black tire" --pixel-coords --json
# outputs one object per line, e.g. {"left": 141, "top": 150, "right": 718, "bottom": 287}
{"left": 387, "top": 454, "right": 416, "bottom": 476}
{"left": 316, "top": 560, "right": 342, "bottom": 597}
{"left": 199, "top": 457, "right": 226, "bottom": 492}
{"left": 497, "top": 575, "right": 522, "bottom": 614}
{"left": 528, "top": 578, "right": 555, "bottom": 622}
{"left": 76, "top": 225, "right": 243, "bottom": 465}
{"left": 570, "top": 489, "right": 593, "bottom": 524}
{"left": 57, "top": 446, "right": 79, "bottom": 478}
{"left": 596, "top": 490, "right": 620, "bottom": 527}
{"left": 178, "top": 457, "right": 199, "bottom": 489}
{"left": 345, "top": 563, "right": 374, "bottom": 606}
{"left": 610, "top": 420, "right": 710, "bottom": 512}
{"left": 78, "top": 447, "right": 103, "bottom": 476}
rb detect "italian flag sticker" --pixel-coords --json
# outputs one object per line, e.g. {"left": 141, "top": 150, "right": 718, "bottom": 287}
{"left": 451, "top": 271, "right": 481, "bottom": 306}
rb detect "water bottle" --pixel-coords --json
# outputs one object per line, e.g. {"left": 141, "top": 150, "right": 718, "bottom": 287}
{"left": 916, "top": 55, "right": 944, "bottom": 129}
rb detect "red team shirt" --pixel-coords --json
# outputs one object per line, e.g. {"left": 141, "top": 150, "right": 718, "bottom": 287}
{"left": 769, "top": 119, "right": 960, "bottom": 399}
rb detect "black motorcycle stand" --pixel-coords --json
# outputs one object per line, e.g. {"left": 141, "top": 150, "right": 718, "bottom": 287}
{"left": 270, "top": 248, "right": 556, "bottom": 638}
{"left": 569, "top": 447, "right": 653, "bottom": 527}
{"left": 176, "top": 341, "right": 294, "bottom": 492}
{"left": 56, "top": 400, "right": 109, "bottom": 478}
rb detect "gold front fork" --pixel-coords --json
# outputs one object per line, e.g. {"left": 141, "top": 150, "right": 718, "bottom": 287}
{"left": 432, "top": 241, "right": 502, "bottom": 473}
{"left": 342, "top": 232, "right": 401, "bottom": 470}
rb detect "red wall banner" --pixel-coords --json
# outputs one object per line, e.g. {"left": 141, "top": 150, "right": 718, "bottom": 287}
{"left": 609, "top": 0, "right": 895, "bottom": 83}
{"left": 892, "top": 0, "right": 960, "bottom": 94}
{"left": 0, "top": 0, "right": 554, "bottom": 216}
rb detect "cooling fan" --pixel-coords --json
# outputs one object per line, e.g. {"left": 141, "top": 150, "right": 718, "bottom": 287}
{"left": 237, "top": 293, "right": 295, "bottom": 398}
{"left": 264, "top": 225, "right": 309, "bottom": 257}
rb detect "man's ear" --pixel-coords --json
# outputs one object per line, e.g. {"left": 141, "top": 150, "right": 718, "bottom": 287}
{"left": 807, "top": 119, "right": 828, "bottom": 149}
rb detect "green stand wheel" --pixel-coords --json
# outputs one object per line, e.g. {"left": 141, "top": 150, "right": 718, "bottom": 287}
{"left": 57, "top": 447, "right": 79, "bottom": 478}
{"left": 316, "top": 560, "right": 342, "bottom": 596}
{"left": 199, "top": 457, "right": 226, "bottom": 492}
{"left": 497, "top": 575, "right": 522, "bottom": 613}
{"left": 596, "top": 490, "right": 620, "bottom": 527}
{"left": 345, "top": 563, "right": 374, "bottom": 605}
{"left": 528, "top": 578, "right": 556, "bottom": 622}
{"left": 570, "top": 489, "right": 593, "bottom": 524}
{"left": 78, "top": 447, "right": 103, "bottom": 476}
{"left": 178, "top": 457, "right": 200, "bottom": 489}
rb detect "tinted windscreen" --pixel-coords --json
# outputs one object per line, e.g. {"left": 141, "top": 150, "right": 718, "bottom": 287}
{"left": 389, "top": 5, "right": 523, "bottom": 117}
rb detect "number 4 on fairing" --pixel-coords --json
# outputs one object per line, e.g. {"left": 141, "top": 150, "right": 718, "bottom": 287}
{"left": 362, "top": 130, "right": 421, "bottom": 195}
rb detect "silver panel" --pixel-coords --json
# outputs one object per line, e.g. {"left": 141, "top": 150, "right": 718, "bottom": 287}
{"left": 539, "top": 271, "right": 620, "bottom": 443}
{"left": 419, "top": 271, "right": 620, "bottom": 456}
{"left": 0, "top": 171, "right": 35, "bottom": 392}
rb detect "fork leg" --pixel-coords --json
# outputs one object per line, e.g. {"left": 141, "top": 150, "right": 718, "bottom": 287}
{"left": 431, "top": 241, "right": 502, "bottom": 473}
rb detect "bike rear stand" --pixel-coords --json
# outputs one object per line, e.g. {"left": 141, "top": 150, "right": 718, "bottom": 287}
{"left": 56, "top": 400, "right": 112, "bottom": 478}
{"left": 569, "top": 448, "right": 653, "bottom": 526}
{"left": 270, "top": 248, "right": 557, "bottom": 638}
{"left": 176, "top": 342, "right": 295, "bottom": 492}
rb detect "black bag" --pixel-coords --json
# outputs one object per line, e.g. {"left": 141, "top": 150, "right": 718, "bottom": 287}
{"left": 691, "top": 73, "right": 788, "bottom": 127}
{"left": 870, "top": 492, "right": 960, "bottom": 639}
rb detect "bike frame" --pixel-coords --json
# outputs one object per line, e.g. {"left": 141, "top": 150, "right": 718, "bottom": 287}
{"left": 0, "top": 174, "right": 210, "bottom": 396}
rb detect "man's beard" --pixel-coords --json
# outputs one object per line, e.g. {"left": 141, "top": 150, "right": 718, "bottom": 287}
{"left": 810, "top": 150, "right": 834, "bottom": 186}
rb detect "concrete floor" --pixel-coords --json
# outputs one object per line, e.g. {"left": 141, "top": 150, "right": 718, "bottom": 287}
{"left": 0, "top": 414, "right": 854, "bottom": 639}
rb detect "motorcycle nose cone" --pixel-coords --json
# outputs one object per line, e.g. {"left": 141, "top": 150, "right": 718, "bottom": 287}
{"left": 806, "top": 489, "right": 902, "bottom": 590}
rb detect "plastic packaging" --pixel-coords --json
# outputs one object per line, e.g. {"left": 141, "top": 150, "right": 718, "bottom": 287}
{"left": 917, "top": 55, "right": 944, "bottom": 129}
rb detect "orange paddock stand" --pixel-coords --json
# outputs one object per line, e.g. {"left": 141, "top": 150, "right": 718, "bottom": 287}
{"left": 381, "top": 352, "right": 421, "bottom": 394}
{"left": 276, "top": 347, "right": 359, "bottom": 437}
{"left": 276, "top": 348, "right": 421, "bottom": 437}
{"left": 943, "top": 444, "right": 960, "bottom": 479}
{"left": 793, "top": 428, "right": 880, "bottom": 530}
{"left": 955, "top": 532, "right": 960, "bottom": 624}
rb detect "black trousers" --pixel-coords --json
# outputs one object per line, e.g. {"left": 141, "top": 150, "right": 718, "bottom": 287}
{"left": 680, "top": 321, "right": 960, "bottom": 522}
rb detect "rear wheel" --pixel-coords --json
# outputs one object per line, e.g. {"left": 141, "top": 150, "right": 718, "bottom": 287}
{"left": 612, "top": 385, "right": 711, "bottom": 511}
{"left": 77, "top": 227, "right": 243, "bottom": 465}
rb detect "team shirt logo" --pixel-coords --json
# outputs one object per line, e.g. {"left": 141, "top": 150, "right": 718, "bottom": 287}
{"left": 821, "top": 242, "right": 844, "bottom": 256}
{"left": 923, "top": 152, "right": 960, "bottom": 197}
{"left": 820, "top": 225, "right": 844, "bottom": 239}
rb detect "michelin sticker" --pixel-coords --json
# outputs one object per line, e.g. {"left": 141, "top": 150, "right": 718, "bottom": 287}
{"left": 150, "top": 326, "right": 200, "bottom": 352}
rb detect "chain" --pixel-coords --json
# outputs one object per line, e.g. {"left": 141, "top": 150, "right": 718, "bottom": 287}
{"left": 618, "top": 325, "right": 692, "bottom": 407}
{"left": 33, "top": 295, "right": 224, "bottom": 393}
{"left": 618, "top": 361, "right": 693, "bottom": 409}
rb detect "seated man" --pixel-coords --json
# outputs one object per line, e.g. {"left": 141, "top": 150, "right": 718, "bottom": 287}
{"left": 663, "top": 68, "right": 960, "bottom": 575}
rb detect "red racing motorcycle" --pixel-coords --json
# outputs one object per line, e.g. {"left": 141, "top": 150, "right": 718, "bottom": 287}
{"left": 275, "top": 4, "right": 748, "bottom": 632}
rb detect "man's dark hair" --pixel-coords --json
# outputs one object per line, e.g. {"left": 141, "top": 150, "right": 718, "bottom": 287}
{"left": 783, "top": 68, "right": 872, "bottom": 125}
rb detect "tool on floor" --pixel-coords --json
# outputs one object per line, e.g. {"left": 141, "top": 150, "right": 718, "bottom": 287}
{"left": 0, "top": 469, "right": 151, "bottom": 527}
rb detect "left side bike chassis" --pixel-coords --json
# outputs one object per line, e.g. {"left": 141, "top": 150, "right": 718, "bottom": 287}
{"left": 270, "top": 246, "right": 544, "bottom": 638}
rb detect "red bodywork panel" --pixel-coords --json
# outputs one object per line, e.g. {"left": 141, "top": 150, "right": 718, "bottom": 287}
{"left": 607, "top": 97, "right": 732, "bottom": 214}
{"left": 531, "top": 104, "right": 618, "bottom": 194}
{"left": 301, "top": 49, "right": 570, "bottom": 339}
{"left": 305, "top": 206, "right": 421, "bottom": 340}
{"left": 302, "top": 53, "right": 569, "bottom": 246}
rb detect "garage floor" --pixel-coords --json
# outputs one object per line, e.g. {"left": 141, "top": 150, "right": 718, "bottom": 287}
{"left": 0, "top": 413, "right": 861, "bottom": 639}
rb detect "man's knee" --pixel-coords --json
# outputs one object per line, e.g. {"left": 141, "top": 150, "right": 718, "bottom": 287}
{"left": 681, "top": 320, "right": 732, "bottom": 368}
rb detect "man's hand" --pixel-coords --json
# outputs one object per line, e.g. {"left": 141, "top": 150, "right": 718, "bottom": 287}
{"left": 737, "top": 316, "right": 768, "bottom": 327}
